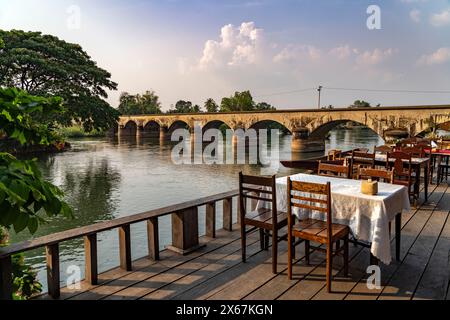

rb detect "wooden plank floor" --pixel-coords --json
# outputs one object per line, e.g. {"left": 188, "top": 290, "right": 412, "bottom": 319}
{"left": 37, "top": 180, "right": 450, "bottom": 300}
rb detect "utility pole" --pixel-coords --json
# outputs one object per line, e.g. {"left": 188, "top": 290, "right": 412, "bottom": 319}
{"left": 317, "top": 85, "right": 323, "bottom": 109}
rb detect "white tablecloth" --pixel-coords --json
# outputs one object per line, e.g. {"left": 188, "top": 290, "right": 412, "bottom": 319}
{"left": 256, "top": 173, "right": 411, "bottom": 264}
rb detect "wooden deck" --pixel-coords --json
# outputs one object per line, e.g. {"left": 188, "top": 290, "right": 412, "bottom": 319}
{"left": 37, "top": 181, "right": 450, "bottom": 300}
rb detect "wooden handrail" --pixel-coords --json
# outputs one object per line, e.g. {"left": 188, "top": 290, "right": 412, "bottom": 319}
{"left": 0, "top": 189, "right": 238, "bottom": 258}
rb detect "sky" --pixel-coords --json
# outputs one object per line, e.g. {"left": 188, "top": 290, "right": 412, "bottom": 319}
{"left": 1, "top": 0, "right": 450, "bottom": 111}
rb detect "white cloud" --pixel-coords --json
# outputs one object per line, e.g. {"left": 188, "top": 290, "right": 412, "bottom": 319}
{"left": 410, "top": 9, "right": 421, "bottom": 22}
{"left": 400, "top": 0, "right": 429, "bottom": 3}
{"left": 273, "top": 44, "right": 321, "bottom": 63}
{"left": 356, "top": 48, "right": 396, "bottom": 66}
{"left": 329, "top": 45, "right": 359, "bottom": 60}
{"left": 430, "top": 9, "right": 450, "bottom": 27}
{"left": 418, "top": 47, "right": 450, "bottom": 65}
{"left": 198, "top": 22, "right": 265, "bottom": 69}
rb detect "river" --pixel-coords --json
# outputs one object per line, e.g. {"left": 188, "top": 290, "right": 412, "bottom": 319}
{"left": 10, "top": 127, "right": 383, "bottom": 290}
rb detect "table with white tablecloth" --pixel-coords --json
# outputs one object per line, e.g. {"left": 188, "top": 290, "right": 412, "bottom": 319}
{"left": 256, "top": 173, "right": 411, "bottom": 264}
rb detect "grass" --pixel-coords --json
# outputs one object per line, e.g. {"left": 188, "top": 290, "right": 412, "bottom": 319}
{"left": 55, "top": 125, "right": 106, "bottom": 138}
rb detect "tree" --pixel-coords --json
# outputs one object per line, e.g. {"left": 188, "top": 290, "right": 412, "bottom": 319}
{"left": 349, "top": 100, "right": 371, "bottom": 108}
{"left": 204, "top": 98, "right": 218, "bottom": 113}
{"left": 0, "top": 87, "right": 72, "bottom": 299}
{"left": 255, "top": 102, "right": 276, "bottom": 111}
{"left": 118, "top": 91, "right": 162, "bottom": 115}
{"left": 220, "top": 91, "right": 255, "bottom": 112}
{"left": 168, "top": 100, "right": 202, "bottom": 113}
{"left": 0, "top": 30, "right": 119, "bottom": 132}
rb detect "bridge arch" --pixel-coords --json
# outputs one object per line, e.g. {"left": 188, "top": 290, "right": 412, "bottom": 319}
{"left": 248, "top": 120, "right": 292, "bottom": 135}
{"left": 202, "top": 120, "right": 232, "bottom": 135}
{"left": 309, "top": 120, "right": 381, "bottom": 140}
{"left": 168, "top": 120, "right": 190, "bottom": 134}
{"left": 121, "top": 120, "right": 138, "bottom": 136}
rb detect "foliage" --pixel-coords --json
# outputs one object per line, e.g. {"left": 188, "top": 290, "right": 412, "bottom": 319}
{"left": 0, "top": 88, "right": 73, "bottom": 300}
{"left": 118, "top": 91, "right": 162, "bottom": 115}
{"left": 220, "top": 91, "right": 276, "bottom": 112}
{"left": 55, "top": 125, "right": 106, "bottom": 138}
{"left": 0, "top": 30, "right": 119, "bottom": 132}
{"left": 349, "top": 100, "right": 372, "bottom": 108}
{"left": 204, "top": 98, "right": 218, "bottom": 113}
{"left": 0, "top": 87, "right": 63, "bottom": 145}
{"left": 168, "top": 100, "right": 201, "bottom": 113}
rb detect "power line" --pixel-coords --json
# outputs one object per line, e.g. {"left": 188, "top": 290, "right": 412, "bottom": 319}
{"left": 323, "top": 87, "right": 450, "bottom": 94}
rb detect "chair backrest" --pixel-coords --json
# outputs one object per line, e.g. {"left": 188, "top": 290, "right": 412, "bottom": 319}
{"left": 318, "top": 161, "right": 350, "bottom": 178}
{"left": 356, "top": 166, "right": 394, "bottom": 183}
{"left": 287, "top": 178, "right": 332, "bottom": 240}
{"left": 354, "top": 148, "right": 369, "bottom": 153}
{"left": 238, "top": 172, "right": 277, "bottom": 223}
{"left": 351, "top": 150, "right": 375, "bottom": 169}
{"left": 386, "top": 151, "right": 413, "bottom": 182}
{"left": 374, "top": 145, "right": 393, "bottom": 155}
{"left": 327, "top": 149, "right": 342, "bottom": 161}
{"left": 398, "top": 146, "right": 425, "bottom": 158}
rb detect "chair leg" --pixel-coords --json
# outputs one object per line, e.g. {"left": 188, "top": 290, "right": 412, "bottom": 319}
{"left": 287, "top": 228, "right": 292, "bottom": 280}
{"left": 395, "top": 213, "right": 401, "bottom": 261}
{"left": 241, "top": 223, "right": 246, "bottom": 263}
{"left": 272, "top": 229, "right": 277, "bottom": 274}
{"left": 326, "top": 244, "right": 333, "bottom": 293}
{"left": 343, "top": 237, "right": 349, "bottom": 277}
{"left": 305, "top": 240, "right": 310, "bottom": 265}
{"left": 265, "top": 230, "right": 269, "bottom": 250}
{"left": 336, "top": 240, "right": 341, "bottom": 251}
{"left": 388, "top": 222, "right": 391, "bottom": 238}
{"left": 259, "top": 228, "right": 264, "bottom": 250}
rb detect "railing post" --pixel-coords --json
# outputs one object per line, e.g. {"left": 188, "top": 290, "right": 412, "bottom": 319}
{"left": 167, "top": 207, "right": 204, "bottom": 255}
{"left": 206, "top": 202, "right": 216, "bottom": 238}
{"left": 0, "top": 257, "right": 13, "bottom": 300}
{"left": 119, "top": 225, "right": 132, "bottom": 271}
{"left": 147, "top": 218, "right": 159, "bottom": 260}
{"left": 223, "top": 197, "right": 233, "bottom": 231}
{"left": 46, "top": 244, "right": 60, "bottom": 299}
{"left": 84, "top": 234, "right": 98, "bottom": 285}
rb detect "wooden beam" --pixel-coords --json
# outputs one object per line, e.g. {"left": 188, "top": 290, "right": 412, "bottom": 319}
{"left": 147, "top": 218, "right": 159, "bottom": 260}
{"left": 0, "top": 257, "right": 12, "bottom": 300}
{"left": 223, "top": 197, "right": 233, "bottom": 231}
{"left": 119, "top": 225, "right": 132, "bottom": 271}
{"left": 46, "top": 244, "right": 60, "bottom": 299}
{"left": 206, "top": 202, "right": 216, "bottom": 238}
{"left": 84, "top": 234, "right": 98, "bottom": 285}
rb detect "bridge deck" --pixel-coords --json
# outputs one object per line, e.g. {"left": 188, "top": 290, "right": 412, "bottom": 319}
{"left": 37, "top": 181, "right": 450, "bottom": 300}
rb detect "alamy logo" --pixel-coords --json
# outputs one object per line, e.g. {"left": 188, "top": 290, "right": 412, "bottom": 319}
{"left": 367, "top": 5, "right": 381, "bottom": 30}
{"left": 67, "top": 5, "right": 81, "bottom": 30}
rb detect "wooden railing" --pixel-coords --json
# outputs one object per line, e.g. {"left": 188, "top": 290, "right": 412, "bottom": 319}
{"left": 0, "top": 189, "right": 239, "bottom": 300}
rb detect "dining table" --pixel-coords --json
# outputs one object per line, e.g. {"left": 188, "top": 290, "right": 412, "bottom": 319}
{"left": 348, "top": 153, "right": 431, "bottom": 202}
{"left": 256, "top": 173, "right": 411, "bottom": 264}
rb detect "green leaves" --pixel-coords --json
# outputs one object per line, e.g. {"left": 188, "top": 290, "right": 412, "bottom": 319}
{"left": 0, "top": 152, "right": 72, "bottom": 234}
{"left": 0, "top": 87, "right": 64, "bottom": 146}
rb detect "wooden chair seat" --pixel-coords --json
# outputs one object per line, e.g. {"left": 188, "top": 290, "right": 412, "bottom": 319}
{"left": 244, "top": 208, "right": 288, "bottom": 229}
{"left": 292, "top": 219, "right": 349, "bottom": 244}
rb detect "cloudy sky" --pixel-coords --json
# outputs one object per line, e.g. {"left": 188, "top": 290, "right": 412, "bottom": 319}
{"left": 1, "top": 0, "right": 450, "bottom": 110}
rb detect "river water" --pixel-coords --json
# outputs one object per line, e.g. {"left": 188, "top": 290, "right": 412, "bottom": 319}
{"left": 10, "top": 127, "right": 383, "bottom": 289}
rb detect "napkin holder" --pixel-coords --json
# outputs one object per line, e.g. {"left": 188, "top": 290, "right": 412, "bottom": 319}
{"left": 361, "top": 179, "right": 378, "bottom": 195}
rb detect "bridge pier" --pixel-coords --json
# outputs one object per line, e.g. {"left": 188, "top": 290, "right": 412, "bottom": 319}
{"left": 159, "top": 126, "right": 169, "bottom": 142}
{"left": 383, "top": 128, "right": 410, "bottom": 145}
{"left": 291, "top": 128, "right": 325, "bottom": 153}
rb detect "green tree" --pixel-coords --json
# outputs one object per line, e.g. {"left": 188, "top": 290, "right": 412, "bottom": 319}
{"left": 349, "top": 100, "right": 371, "bottom": 108}
{"left": 168, "top": 100, "right": 202, "bottom": 113}
{"left": 0, "top": 30, "right": 119, "bottom": 132}
{"left": 255, "top": 102, "right": 275, "bottom": 111}
{"left": 204, "top": 98, "right": 218, "bottom": 113}
{"left": 118, "top": 91, "right": 162, "bottom": 115}
{"left": 0, "top": 87, "right": 72, "bottom": 299}
{"left": 220, "top": 91, "right": 276, "bottom": 112}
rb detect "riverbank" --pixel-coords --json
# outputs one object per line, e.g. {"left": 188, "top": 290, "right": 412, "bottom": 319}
{"left": 0, "top": 138, "right": 71, "bottom": 155}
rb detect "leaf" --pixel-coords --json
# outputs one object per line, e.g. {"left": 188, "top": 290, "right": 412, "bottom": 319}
{"left": 13, "top": 212, "right": 29, "bottom": 233}
{"left": 27, "top": 216, "right": 38, "bottom": 234}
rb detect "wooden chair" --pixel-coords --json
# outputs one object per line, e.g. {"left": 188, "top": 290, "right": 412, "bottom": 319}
{"left": 239, "top": 172, "right": 288, "bottom": 274}
{"left": 354, "top": 148, "right": 369, "bottom": 153}
{"left": 327, "top": 149, "right": 342, "bottom": 161}
{"left": 397, "top": 146, "right": 425, "bottom": 158}
{"left": 350, "top": 150, "right": 375, "bottom": 178}
{"left": 437, "top": 155, "right": 450, "bottom": 184}
{"left": 318, "top": 161, "right": 350, "bottom": 178}
{"left": 386, "top": 151, "right": 417, "bottom": 203}
{"left": 287, "top": 178, "right": 349, "bottom": 293}
{"left": 356, "top": 166, "right": 394, "bottom": 183}
{"left": 374, "top": 145, "right": 393, "bottom": 155}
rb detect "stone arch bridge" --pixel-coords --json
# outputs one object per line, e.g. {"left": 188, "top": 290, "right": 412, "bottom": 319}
{"left": 117, "top": 105, "right": 450, "bottom": 152}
